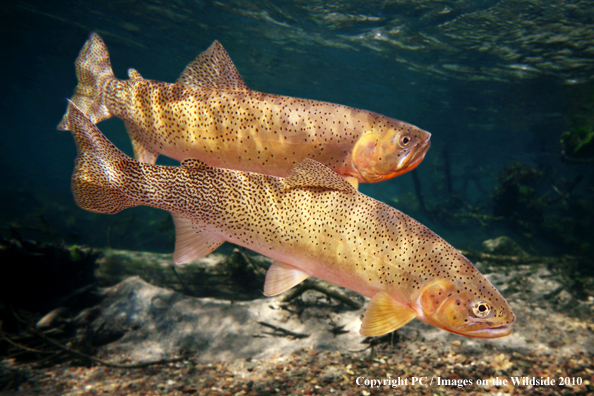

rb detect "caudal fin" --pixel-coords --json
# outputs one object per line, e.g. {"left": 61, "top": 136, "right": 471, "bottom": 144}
{"left": 57, "top": 33, "right": 115, "bottom": 130}
{"left": 66, "top": 100, "right": 136, "bottom": 214}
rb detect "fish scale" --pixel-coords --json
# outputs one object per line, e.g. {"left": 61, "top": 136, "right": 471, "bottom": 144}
{"left": 58, "top": 32, "right": 431, "bottom": 187}
{"left": 65, "top": 101, "right": 515, "bottom": 339}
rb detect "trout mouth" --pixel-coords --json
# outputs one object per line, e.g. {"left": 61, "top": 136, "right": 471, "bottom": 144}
{"left": 454, "top": 323, "right": 513, "bottom": 339}
{"left": 384, "top": 138, "right": 431, "bottom": 179}
{"left": 403, "top": 140, "right": 430, "bottom": 170}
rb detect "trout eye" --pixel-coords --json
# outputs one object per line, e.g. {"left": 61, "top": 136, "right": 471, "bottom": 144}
{"left": 471, "top": 300, "right": 492, "bottom": 318}
{"left": 398, "top": 134, "right": 413, "bottom": 148}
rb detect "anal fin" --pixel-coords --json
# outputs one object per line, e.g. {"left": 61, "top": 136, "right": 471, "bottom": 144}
{"left": 263, "top": 260, "right": 310, "bottom": 296}
{"left": 125, "top": 121, "right": 159, "bottom": 165}
{"left": 360, "top": 292, "right": 417, "bottom": 336}
{"left": 172, "top": 213, "right": 224, "bottom": 264}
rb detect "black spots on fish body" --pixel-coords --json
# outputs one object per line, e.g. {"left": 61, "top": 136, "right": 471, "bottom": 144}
{"left": 111, "top": 74, "right": 375, "bottom": 175}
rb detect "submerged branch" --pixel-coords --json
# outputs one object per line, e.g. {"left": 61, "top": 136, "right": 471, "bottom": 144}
{"left": 279, "top": 279, "right": 362, "bottom": 309}
{"left": 257, "top": 321, "right": 309, "bottom": 339}
{"left": 29, "top": 326, "right": 187, "bottom": 368}
{"left": 411, "top": 170, "right": 433, "bottom": 221}
{"left": 1, "top": 333, "right": 54, "bottom": 354}
{"left": 10, "top": 308, "right": 187, "bottom": 369}
{"left": 169, "top": 263, "right": 196, "bottom": 297}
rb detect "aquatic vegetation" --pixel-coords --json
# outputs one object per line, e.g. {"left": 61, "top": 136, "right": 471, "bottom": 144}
{"left": 492, "top": 161, "right": 546, "bottom": 230}
{"left": 490, "top": 162, "right": 594, "bottom": 258}
{"left": 0, "top": 238, "right": 99, "bottom": 312}
{"left": 482, "top": 236, "right": 529, "bottom": 257}
{"left": 0, "top": 185, "right": 177, "bottom": 254}
{"left": 561, "top": 124, "right": 594, "bottom": 162}
{"left": 393, "top": 152, "right": 592, "bottom": 270}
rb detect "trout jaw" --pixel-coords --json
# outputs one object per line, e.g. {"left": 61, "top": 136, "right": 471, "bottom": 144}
{"left": 380, "top": 140, "right": 430, "bottom": 180}
{"left": 455, "top": 322, "right": 513, "bottom": 338}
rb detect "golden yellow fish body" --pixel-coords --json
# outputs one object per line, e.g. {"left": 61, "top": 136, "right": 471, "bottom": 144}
{"left": 66, "top": 102, "right": 514, "bottom": 339}
{"left": 59, "top": 33, "right": 431, "bottom": 186}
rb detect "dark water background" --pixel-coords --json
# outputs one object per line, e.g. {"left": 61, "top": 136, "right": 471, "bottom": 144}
{"left": 1, "top": 0, "right": 593, "bottom": 258}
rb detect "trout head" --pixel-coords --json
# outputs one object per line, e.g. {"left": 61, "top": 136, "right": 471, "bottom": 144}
{"left": 350, "top": 116, "right": 431, "bottom": 183}
{"left": 417, "top": 275, "right": 515, "bottom": 339}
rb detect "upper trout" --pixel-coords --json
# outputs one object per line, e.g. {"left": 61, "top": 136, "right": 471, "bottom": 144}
{"left": 65, "top": 101, "right": 514, "bottom": 338}
{"left": 58, "top": 32, "right": 431, "bottom": 188}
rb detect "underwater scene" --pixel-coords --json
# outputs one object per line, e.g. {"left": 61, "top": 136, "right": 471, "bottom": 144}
{"left": 1, "top": 0, "right": 594, "bottom": 394}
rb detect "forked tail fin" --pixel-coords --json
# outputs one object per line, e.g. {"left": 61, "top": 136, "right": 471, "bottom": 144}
{"left": 66, "top": 100, "right": 136, "bottom": 214}
{"left": 57, "top": 32, "right": 115, "bottom": 130}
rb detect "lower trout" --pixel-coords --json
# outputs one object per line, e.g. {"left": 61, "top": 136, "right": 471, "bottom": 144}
{"left": 65, "top": 102, "right": 514, "bottom": 338}
{"left": 58, "top": 32, "right": 431, "bottom": 188}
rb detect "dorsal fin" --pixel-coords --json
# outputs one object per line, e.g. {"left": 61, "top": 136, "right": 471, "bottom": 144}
{"left": 181, "top": 158, "right": 212, "bottom": 170}
{"left": 282, "top": 158, "right": 356, "bottom": 193}
{"left": 128, "top": 68, "right": 144, "bottom": 80}
{"left": 176, "top": 40, "right": 249, "bottom": 91}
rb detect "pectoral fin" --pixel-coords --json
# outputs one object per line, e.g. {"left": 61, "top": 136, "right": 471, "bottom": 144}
{"left": 344, "top": 176, "right": 359, "bottom": 190}
{"left": 263, "top": 260, "right": 310, "bottom": 296}
{"left": 282, "top": 158, "right": 356, "bottom": 193}
{"left": 360, "top": 292, "right": 417, "bottom": 336}
{"left": 171, "top": 213, "right": 224, "bottom": 264}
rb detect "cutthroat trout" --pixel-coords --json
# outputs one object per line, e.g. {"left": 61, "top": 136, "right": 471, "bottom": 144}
{"left": 58, "top": 33, "right": 431, "bottom": 188}
{"left": 65, "top": 102, "right": 514, "bottom": 338}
